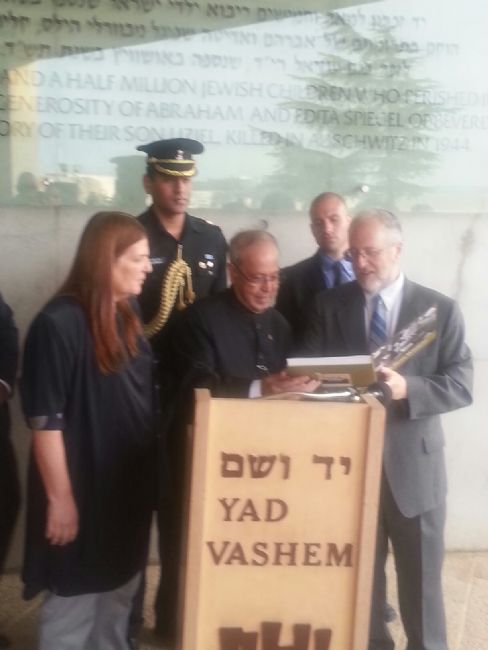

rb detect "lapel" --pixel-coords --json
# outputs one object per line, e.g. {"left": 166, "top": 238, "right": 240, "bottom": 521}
{"left": 395, "top": 278, "right": 418, "bottom": 334}
{"left": 393, "top": 278, "right": 438, "bottom": 373}
{"left": 335, "top": 282, "right": 368, "bottom": 352}
{"left": 309, "top": 251, "right": 327, "bottom": 291}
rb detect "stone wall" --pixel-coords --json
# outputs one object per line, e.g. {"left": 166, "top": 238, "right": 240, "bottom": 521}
{"left": 2, "top": 205, "right": 486, "bottom": 569}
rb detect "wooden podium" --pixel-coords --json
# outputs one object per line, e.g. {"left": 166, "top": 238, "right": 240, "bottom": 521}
{"left": 180, "top": 389, "right": 385, "bottom": 650}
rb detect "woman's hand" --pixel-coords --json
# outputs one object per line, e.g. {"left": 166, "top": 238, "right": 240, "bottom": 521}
{"left": 46, "top": 492, "right": 79, "bottom": 546}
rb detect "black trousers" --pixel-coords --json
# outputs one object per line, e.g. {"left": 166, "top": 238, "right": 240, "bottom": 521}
{"left": 129, "top": 422, "right": 185, "bottom": 642}
{"left": 154, "top": 492, "right": 184, "bottom": 640}
{"left": 128, "top": 494, "right": 182, "bottom": 642}
{"left": 129, "top": 349, "right": 187, "bottom": 642}
{"left": 369, "top": 476, "right": 447, "bottom": 650}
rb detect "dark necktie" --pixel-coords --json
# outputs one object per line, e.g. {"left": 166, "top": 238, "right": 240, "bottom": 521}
{"left": 369, "top": 294, "right": 387, "bottom": 351}
{"left": 332, "top": 261, "right": 343, "bottom": 288}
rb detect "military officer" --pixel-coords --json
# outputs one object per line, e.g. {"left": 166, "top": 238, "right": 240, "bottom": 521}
{"left": 276, "top": 192, "right": 353, "bottom": 350}
{"left": 136, "top": 137, "right": 227, "bottom": 342}
{"left": 132, "top": 139, "right": 227, "bottom": 647}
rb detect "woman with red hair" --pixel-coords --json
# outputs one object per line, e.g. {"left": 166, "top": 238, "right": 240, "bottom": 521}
{"left": 21, "top": 212, "right": 154, "bottom": 650}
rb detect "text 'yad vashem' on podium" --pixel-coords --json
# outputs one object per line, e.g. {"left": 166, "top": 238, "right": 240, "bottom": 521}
{"left": 180, "top": 388, "right": 386, "bottom": 650}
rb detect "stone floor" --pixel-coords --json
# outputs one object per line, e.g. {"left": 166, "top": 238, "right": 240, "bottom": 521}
{"left": 1, "top": 552, "right": 487, "bottom": 649}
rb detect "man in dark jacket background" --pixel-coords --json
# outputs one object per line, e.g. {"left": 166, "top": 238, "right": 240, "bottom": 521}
{"left": 133, "top": 138, "right": 227, "bottom": 647}
{"left": 0, "top": 293, "right": 20, "bottom": 649}
{"left": 276, "top": 191, "right": 354, "bottom": 349}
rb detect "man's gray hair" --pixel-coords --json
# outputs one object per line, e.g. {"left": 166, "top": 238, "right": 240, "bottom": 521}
{"left": 351, "top": 208, "right": 403, "bottom": 244}
{"left": 229, "top": 229, "right": 279, "bottom": 266}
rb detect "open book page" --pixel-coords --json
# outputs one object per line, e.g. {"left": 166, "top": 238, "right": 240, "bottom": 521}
{"left": 263, "top": 386, "right": 362, "bottom": 402}
{"left": 286, "top": 355, "right": 376, "bottom": 388}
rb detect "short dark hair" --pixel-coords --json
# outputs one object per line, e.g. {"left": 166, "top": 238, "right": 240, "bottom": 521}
{"left": 309, "top": 192, "right": 348, "bottom": 217}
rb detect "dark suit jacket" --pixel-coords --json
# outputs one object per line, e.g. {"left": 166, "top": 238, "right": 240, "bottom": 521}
{"left": 0, "top": 294, "right": 18, "bottom": 437}
{"left": 0, "top": 293, "right": 19, "bottom": 571}
{"left": 303, "top": 279, "right": 473, "bottom": 518}
{"left": 276, "top": 252, "right": 326, "bottom": 350}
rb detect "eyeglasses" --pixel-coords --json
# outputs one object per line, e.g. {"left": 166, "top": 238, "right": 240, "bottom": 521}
{"left": 349, "top": 245, "right": 393, "bottom": 261}
{"left": 232, "top": 264, "right": 280, "bottom": 287}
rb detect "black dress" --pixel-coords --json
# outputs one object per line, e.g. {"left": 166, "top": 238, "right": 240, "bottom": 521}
{"left": 21, "top": 296, "right": 155, "bottom": 599}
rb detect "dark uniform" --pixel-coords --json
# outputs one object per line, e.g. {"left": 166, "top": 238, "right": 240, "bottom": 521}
{"left": 137, "top": 207, "right": 227, "bottom": 344}
{"left": 133, "top": 138, "right": 227, "bottom": 645}
{"left": 135, "top": 137, "right": 227, "bottom": 354}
